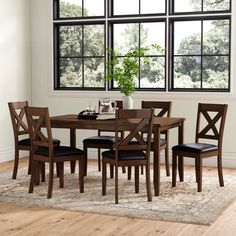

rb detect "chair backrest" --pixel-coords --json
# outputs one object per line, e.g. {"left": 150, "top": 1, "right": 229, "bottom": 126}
{"left": 141, "top": 101, "right": 172, "bottom": 117}
{"left": 114, "top": 109, "right": 154, "bottom": 160}
{"left": 195, "top": 103, "right": 228, "bottom": 149}
{"left": 25, "top": 106, "right": 54, "bottom": 155}
{"left": 98, "top": 100, "right": 123, "bottom": 134}
{"left": 8, "top": 101, "right": 29, "bottom": 144}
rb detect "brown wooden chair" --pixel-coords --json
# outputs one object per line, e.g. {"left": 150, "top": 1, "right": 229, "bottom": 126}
{"left": 142, "top": 101, "right": 172, "bottom": 176}
{"left": 8, "top": 101, "right": 61, "bottom": 180}
{"left": 102, "top": 108, "right": 154, "bottom": 204}
{"left": 172, "top": 103, "right": 228, "bottom": 192}
{"left": 25, "top": 106, "right": 84, "bottom": 198}
{"left": 83, "top": 100, "right": 123, "bottom": 176}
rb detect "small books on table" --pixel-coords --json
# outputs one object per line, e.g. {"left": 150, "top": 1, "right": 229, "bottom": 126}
{"left": 96, "top": 112, "right": 115, "bottom": 120}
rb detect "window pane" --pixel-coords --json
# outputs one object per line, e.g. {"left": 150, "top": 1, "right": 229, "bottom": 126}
{"left": 60, "top": 58, "right": 82, "bottom": 87}
{"left": 203, "top": 20, "right": 230, "bottom": 55}
{"left": 113, "top": 0, "right": 139, "bottom": 15}
{"left": 202, "top": 56, "right": 229, "bottom": 89}
{"left": 84, "top": 0, "right": 104, "bottom": 16}
{"left": 140, "top": 57, "right": 165, "bottom": 88}
{"left": 84, "top": 25, "right": 104, "bottom": 56}
{"left": 141, "top": 0, "right": 165, "bottom": 14}
{"left": 174, "top": 56, "right": 201, "bottom": 88}
{"left": 84, "top": 58, "right": 104, "bottom": 87}
{"left": 114, "top": 23, "right": 139, "bottom": 55}
{"left": 59, "top": 26, "right": 82, "bottom": 57}
{"left": 59, "top": 0, "right": 82, "bottom": 18}
{"left": 174, "top": 0, "right": 201, "bottom": 12}
{"left": 203, "top": 0, "right": 230, "bottom": 11}
{"left": 174, "top": 21, "right": 201, "bottom": 55}
{"left": 140, "top": 22, "right": 165, "bottom": 55}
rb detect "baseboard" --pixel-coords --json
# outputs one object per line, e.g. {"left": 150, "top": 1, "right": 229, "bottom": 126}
{"left": 0, "top": 146, "right": 28, "bottom": 164}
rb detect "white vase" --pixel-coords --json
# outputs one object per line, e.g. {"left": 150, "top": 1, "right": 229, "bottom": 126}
{"left": 123, "top": 95, "right": 133, "bottom": 109}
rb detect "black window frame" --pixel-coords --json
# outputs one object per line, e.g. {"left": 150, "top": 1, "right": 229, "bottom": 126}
{"left": 54, "top": 21, "right": 106, "bottom": 91}
{"left": 53, "top": 0, "right": 232, "bottom": 93}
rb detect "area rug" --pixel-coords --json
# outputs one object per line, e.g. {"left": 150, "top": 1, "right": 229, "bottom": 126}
{"left": 0, "top": 165, "right": 236, "bottom": 226}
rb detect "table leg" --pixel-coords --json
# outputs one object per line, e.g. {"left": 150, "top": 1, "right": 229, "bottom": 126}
{"left": 153, "top": 127, "right": 160, "bottom": 196}
{"left": 70, "top": 128, "right": 76, "bottom": 173}
{"left": 178, "top": 121, "right": 184, "bottom": 181}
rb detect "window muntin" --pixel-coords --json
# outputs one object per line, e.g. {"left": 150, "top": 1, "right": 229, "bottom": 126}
{"left": 172, "top": 18, "right": 230, "bottom": 90}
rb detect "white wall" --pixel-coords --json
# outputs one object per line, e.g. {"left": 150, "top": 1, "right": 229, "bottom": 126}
{"left": 0, "top": 0, "right": 31, "bottom": 162}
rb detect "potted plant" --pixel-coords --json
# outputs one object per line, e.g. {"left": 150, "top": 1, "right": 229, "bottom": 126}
{"left": 106, "top": 45, "right": 162, "bottom": 108}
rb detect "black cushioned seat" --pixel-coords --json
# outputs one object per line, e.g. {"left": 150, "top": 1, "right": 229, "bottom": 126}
{"left": 102, "top": 150, "right": 146, "bottom": 161}
{"left": 36, "top": 146, "right": 84, "bottom": 157}
{"left": 83, "top": 136, "right": 118, "bottom": 145}
{"left": 19, "top": 138, "right": 61, "bottom": 146}
{"left": 172, "top": 143, "right": 218, "bottom": 154}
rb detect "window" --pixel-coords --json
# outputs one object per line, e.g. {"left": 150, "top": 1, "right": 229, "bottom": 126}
{"left": 53, "top": 0, "right": 231, "bottom": 92}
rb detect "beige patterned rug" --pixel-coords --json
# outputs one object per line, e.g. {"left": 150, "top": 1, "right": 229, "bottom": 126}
{"left": 0, "top": 165, "right": 236, "bottom": 226}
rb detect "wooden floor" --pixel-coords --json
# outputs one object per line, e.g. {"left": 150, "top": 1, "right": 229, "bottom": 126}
{"left": 0, "top": 158, "right": 236, "bottom": 236}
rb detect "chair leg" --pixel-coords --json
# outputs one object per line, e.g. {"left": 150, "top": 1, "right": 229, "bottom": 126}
{"left": 135, "top": 166, "right": 139, "bottom": 193}
{"left": 56, "top": 163, "right": 60, "bottom": 178}
{"left": 29, "top": 160, "right": 36, "bottom": 193}
{"left": 115, "top": 165, "right": 119, "bottom": 204}
{"left": 195, "top": 159, "right": 199, "bottom": 183}
{"left": 79, "top": 159, "right": 84, "bottom": 193}
{"left": 102, "top": 160, "right": 107, "bottom": 196}
{"left": 35, "top": 161, "right": 40, "bottom": 186}
{"left": 141, "top": 165, "right": 144, "bottom": 175}
{"left": 217, "top": 154, "right": 224, "bottom": 187}
{"left": 47, "top": 162, "right": 54, "bottom": 199}
{"left": 28, "top": 149, "right": 32, "bottom": 175}
{"left": 58, "top": 162, "right": 64, "bottom": 188}
{"left": 41, "top": 162, "right": 46, "bottom": 182}
{"left": 83, "top": 145, "right": 88, "bottom": 176}
{"left": 178, "top": 155, "right": 184, "bottom": 182}
{"left": 172, "top": 152, "right": 177, "bottom": 188}
{"left": 110, "top": 164, "right": 114, "bottom": 179}
{"left": 122, "top": 166, "right": 126, "bottom": 173}
{"left": 197, "top": 157, "right": 202, "bottom": 192}
{"left": 165, "top": 147, "right": 170, "bottom": 177}
{"left": 98, "top": 148, "right": 101, "bottom": 171}
{"left": 145, "top": 164, "right": 152, "bottom": 202}
{"left": 12, "top": 147, "right": 19, "bottom": 179}
{"left": 128, "top": 166, "right": 132, "bottom": 180}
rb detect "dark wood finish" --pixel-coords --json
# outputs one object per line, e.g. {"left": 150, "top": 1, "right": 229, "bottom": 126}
{"left": 49, "top": 114, "right": 185, "bottom": 196}
{"left": 25, "top": 107, "right": 85, "bottom": 199}
{"left": 83, "top": 100, "right": 123, "bottom": 175}
{"left": 102, "top": 108, "right": 154, "bottom": 204}
{"left": 142, "top": 101, "right": 172, "bottom": 176}
{"left": 8, "top": 101, "right": 31, "bottom": 179}
{"left": 172, "top": 103, "right": 228, "bottom": 192}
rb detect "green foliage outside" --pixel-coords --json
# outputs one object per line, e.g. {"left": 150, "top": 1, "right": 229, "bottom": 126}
{"left": 58, "top": 0, "right": 230, "bottom": 90}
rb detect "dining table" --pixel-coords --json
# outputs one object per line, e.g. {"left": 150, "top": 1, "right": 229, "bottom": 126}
{"left": 50, "top": 114, "right": 185, "bottom": 196}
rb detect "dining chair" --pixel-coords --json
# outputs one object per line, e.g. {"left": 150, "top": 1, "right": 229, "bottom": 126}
{"left": 142, "top": 101, "right": 172, "bottom": 176}
{"left": 102, "top": 108, "right": 154, "bottom": 204}
{"left": 8, "top": 101, "right": 61, "bottom": 180}
{"left": 83, "top": 100, "right": 124, "bottom": 176}
{"left": 25, "top": 106, "right": 85, "bottom": 198}
{"left": 172, "top": 103, "right": 228, "bottom": 192}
